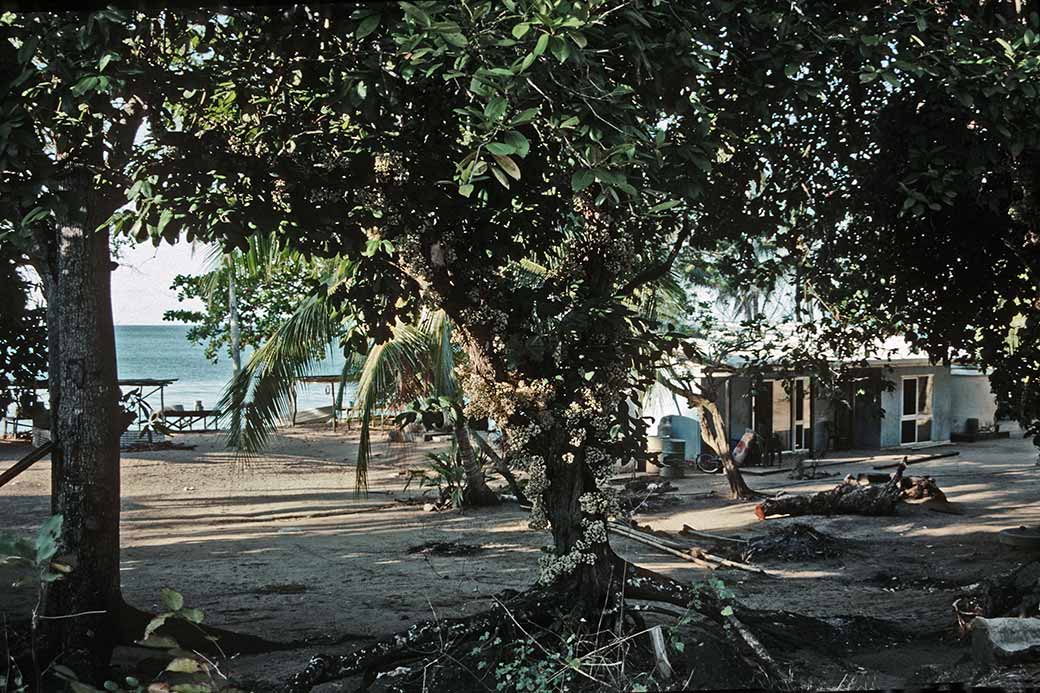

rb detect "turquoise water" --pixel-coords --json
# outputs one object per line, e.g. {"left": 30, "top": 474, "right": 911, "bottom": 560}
{"left": 115, "top": 324, "right": 352, "bottom": 412}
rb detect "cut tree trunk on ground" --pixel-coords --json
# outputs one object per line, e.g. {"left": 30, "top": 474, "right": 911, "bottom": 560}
{"left": 754, "top": 464, "right": 911, "bottom": 520}
{"left": 955, "top": 561, "right": 1040, "bottom": 635}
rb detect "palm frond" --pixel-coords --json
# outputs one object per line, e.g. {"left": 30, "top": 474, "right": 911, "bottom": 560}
{"left": 350, "top": 323, "right": 432, "bottom": 492}
{"left": 220, "top": 290, "right": 339, "bottom": 458}
{"left": 421, "top": 309, "right": 456, "bottom": 397}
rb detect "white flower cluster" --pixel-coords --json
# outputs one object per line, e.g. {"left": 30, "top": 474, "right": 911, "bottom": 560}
{"left": 522, "top": 455, "right": 550, "bottom": 530}
{"left": 537, "top": 518, "right": 609, "bottom": 585}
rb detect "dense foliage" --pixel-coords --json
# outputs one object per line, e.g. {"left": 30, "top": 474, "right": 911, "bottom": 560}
{"left": 0, "top": 245, "right": 46, "bottom": 415}
{"left": 164, "top": 252, "right": 316, "bottom": 363}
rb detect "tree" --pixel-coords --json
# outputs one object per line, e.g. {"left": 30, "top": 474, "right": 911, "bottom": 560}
{"left": 117, "top": 2, "right": 747, "bottom": 612}
{"left": 0, "top": 9, "right": 228, "bottom": 676}
{"left": 163, "top": 234, "right": 315, "bottom": 364}
{"left": 126, "top": 0, "right": 1040, "bottom": 611}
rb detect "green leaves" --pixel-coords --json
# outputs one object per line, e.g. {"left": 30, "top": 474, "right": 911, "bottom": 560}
{"left": 533, "top": 33, "right": 549, "bottom": 57}
{"left": 649, "top": 199, "right": 680, "bottom": 214}
{"left": 34, "top": 514, "right": 62, "bottom": 564}
{"left": 510, "top": 107, "right": 539, "bottom": 125}
{"left": 486, "top": 142, "right": 515, "bottom": 156}
{"left": 484, "top": 95, "right": 508, "bottom": 122}
{"left": 512, "top": 23, "right": 530, "bottom": 39}
{"left": 571, "top": 170, "right": 594, "bottom": 191}
{"left": 502, "top": 130, "right": 529, "bottom": 158}
{"left": 355, "top": 14, "right": 381, "bottom": 38}
{"left": 400, "top": 2, "right": 431, "bottom": 28}
{"left": 493, "top": 153, "right": 520, "bottom": 180}
{"left": 98, "top": 51, "right": 119, "bottom": 72}
{"left": 487, "top": 132, "right": 529, "bottom": 158}
{"left": 160, "top": 586, "right": 184, "bottom": 611}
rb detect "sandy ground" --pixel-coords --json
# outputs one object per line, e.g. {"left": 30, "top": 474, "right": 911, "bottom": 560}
{"left": 2, "top": 426, "right": 1039, "bottom": 689}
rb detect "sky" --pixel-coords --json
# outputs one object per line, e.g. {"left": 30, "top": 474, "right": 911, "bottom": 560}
{"left": 111, "top": 240, "right": 208, "bottom": 325}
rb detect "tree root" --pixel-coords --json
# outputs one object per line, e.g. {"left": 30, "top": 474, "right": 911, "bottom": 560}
{"left": 282, "top": 591, "right": 555, "bottom": 693}
{"left": 279, "top": 563, "right": 800, "bottom": 692}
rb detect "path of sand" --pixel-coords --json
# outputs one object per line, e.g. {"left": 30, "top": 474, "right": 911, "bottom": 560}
{"left": 2, "top": 427, "right": 1038, "bottom": 689}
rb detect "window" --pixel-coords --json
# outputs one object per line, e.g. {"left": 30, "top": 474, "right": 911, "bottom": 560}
{"left": 900, "top": 375, "right": 932, "bottom": 445}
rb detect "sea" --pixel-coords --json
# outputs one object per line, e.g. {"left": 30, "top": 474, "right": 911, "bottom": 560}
{"left": 115, "top": 324, "right": 353, "bottom": 412}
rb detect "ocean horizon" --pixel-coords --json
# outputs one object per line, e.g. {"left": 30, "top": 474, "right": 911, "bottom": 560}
{"left": 115, "top": 324, "right": 353, "bottom": 413}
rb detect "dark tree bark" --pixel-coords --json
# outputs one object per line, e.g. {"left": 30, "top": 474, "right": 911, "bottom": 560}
{"left": 540, "top": 429, "right": 627, "bottom": 612}
{"left": 698, "top": 400, "right": 757, "bottom": 500}
{"left": 36, "top": 175, "right": 125, "bottom": 679}
{"left": 470, "top": 429, "right": 528, "bottom": 504}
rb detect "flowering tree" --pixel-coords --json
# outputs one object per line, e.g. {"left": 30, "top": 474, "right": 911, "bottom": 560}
{"left": 119, "top": 2, "right": 758, "bottom": 610}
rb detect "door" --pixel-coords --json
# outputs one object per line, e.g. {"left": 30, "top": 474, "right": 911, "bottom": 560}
{"left": 792, "top": 377, "right": 811, "bottom": 450}
{"left": 900, "top": 375, "right": 933, "bottom": 444}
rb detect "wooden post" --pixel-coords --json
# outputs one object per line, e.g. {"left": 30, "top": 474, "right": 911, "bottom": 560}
{"left": 331, "top": 380, "right": 337, "bottom": 431}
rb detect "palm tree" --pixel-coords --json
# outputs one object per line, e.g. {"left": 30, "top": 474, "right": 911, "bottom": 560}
{"left": 219, "top": 280, "right": 503, "bottom": 505}
{"left": 194, "top": 233, "right": 303, "bottom": 375}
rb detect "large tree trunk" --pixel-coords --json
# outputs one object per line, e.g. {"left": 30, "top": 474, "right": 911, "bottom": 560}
{"left": 39, "top": 176, "right": 124, "bottom": 679}
{"left": 452, "top": 404, "right": 499, "bottom": 507}
{"left": 541, "top": 432, "right": 626, "bottom": 613}
{"left": 699, "top": 400, "right": 757, "bottom": 500}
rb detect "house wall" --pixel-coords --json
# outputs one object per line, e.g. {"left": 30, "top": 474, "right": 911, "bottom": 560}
{"left": 727, "top": 377, "right": 754, "bottom": 444}
{"left": 878, "top": 365, "right": 952, "bottom": 448}
{"left": 949, "top": 373, "right": 998, "bottom": 433}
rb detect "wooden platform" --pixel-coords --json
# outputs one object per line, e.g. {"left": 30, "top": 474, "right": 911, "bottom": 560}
{"left": 162, "top": 410, "right": 222, "bottom": 432}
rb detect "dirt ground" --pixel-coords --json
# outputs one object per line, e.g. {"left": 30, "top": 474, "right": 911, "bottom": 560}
{"left": 2, "top": 426, "right": 1039, "bottom": 690}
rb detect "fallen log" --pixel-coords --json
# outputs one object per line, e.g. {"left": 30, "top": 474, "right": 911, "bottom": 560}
{"left": 873, "top": 451, "right": 959, "bottom": 470}
{"left": 680, "top": 524, "right": 749, "bottom": 546}
{"left": 898, "top": 475, "right": 947, "bottom": 502}
{"left": 0, "top": 441, "right": 52, "bottom": 489}
{"left": 754, "top": 464, "right": 907, "bottom": 520}
{"left": 609, "top": 523, "right": 718, "bottom": 570}
{"left": 854, "top": 470, "right": 947, "bottom": 502}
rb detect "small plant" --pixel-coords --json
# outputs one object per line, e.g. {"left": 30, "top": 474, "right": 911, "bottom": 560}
{"left": 0, "top": 515, "right": 68, "bottom": 693}
{"left": 492, "top": 634, "right": 578, "bottom": 692}
{"left": 52, "top": 587, "right": 240, "bottom": 693}
{"left": 402, "top": 446, "right": 469, "bottom": 509}
{"left": 0, "top": 514, "right": 69, "bottom": 587}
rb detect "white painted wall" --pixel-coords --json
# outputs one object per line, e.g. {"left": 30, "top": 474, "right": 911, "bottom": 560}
{"left": 949, "top": 373, "right": 999, "bottom": 433}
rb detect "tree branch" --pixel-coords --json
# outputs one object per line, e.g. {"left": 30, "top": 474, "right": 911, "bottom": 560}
{"left": 615, "top": 216, "right": 691, "bottom": 297}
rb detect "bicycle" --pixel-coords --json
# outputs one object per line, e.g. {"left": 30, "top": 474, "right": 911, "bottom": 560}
{"left": 692, "top": 451, "right": 723, "bottom": 474}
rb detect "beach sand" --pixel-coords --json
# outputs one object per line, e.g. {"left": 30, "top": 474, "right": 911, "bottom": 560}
{"left": 2, "top": 428, "right": 1039, "bottom": 689}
